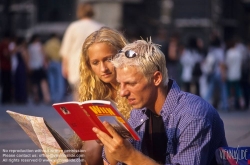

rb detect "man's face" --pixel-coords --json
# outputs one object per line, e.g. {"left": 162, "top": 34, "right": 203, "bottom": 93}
{"left": 116, "top": 66, "right": 157, "bottom": 109}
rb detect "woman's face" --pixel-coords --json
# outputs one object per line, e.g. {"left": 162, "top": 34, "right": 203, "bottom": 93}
{"left": 88, "top": 42, "right": 118, "bottom": 87}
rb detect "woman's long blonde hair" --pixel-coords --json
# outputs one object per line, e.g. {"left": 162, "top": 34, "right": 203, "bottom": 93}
{"left": 78, "top": 27, "right": 131, "bottom": 119}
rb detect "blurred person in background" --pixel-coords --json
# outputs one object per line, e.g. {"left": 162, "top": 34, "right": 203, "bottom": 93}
{"left": 196, "top": 37, "right": 208, "bottom": 98}
{"left": 60, "top": 2, "right": 103, "bottom": 101}
{"left": 180, "top": 36, "right": 203, "bottom": 96}
{"left": 225, "top": 37, "right": 244, "bottom": 110}
{"left": 164, "top": 32, "right": 182, "bottom": 85}
{"left": 203, "top": 35, "right": 228, "bottom": 111}
{"left": 13, "top": 37, "right": 29, "bottom": 104}
{"left": 153, "top": 26, "right": 168, "bottom": 56}
{"left": 44, "top": 33, "right": 65, "bottom": 103}
{"left": 234, "top": 37, "right": 249, "bottom": 110}
{"left": 240, "top": 41, "right": 250, "bottom": 110}
{"left": 28, "top": 34, "right": 50, "bottom": 104}
{"left": 0, "top": 33, "right": 12, "bottom": 104}
{"left": 196, "top": 37, "right": 207, "bottom": 57}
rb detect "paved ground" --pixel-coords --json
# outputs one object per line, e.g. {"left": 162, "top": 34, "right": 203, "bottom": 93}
{"left": 0, "top": 102, "right": 250, "bottom": 165}
{"left": 0, "top": 103, "right": 79, "bottom": 165}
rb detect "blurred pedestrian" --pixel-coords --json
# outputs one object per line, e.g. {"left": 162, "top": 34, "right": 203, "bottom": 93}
{"left": 60, "top": 2, "right": 103, "bottom": 101}
{"left": 180, "top": 36, "right": 203, "bottom": 96}
{"left": 13, "top": 37, "right": 29, "bottom": 104}
{"left": 44, "top": 33, "right": 65, "bottom": 102}
{"left": 0, "top": 33, "right": 12, "bottom": 104}
{"left": 225, "top": 38, "right": 244, "bottom": 110}
{"left": 153, "top": 27, "right": 168, "bottom": 56}
{"left": 162, "top": 32, "right": 182, "bottom": 85}
{"left": 234, "top": 37, "right": 249, "bottom": 110}
{"left": 240, "top": 41, "right": 250, "bottom": 110}
{"left": 28, "top": 34, "right": 50, "bottom": 104}
{"left": 203, "top": 35, "right": 228, "bottom": 111}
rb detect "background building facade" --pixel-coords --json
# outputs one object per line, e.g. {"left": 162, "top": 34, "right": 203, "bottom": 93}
{"left": 0, "top": 0, "right": 249, "bottom": 43}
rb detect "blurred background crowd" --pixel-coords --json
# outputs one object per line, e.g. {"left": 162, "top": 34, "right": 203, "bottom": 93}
{"left": 0, "top": 0, "right": 250, "bottom": 112}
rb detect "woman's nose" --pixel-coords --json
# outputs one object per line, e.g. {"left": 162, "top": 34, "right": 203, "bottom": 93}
{"left": 100, "top": 62, "right": 108, "bottom": 71}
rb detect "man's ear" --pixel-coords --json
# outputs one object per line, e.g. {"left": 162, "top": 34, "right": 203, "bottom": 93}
{"left": 153, "top": 71, "right": 162, "bottom": 86}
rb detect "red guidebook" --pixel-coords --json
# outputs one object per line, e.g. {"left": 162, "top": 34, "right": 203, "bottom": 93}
{"left": 52, "top": 100, "right": 140, "bottom": 141}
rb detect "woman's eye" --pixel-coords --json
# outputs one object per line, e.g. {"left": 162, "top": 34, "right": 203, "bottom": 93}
{"left": 91, "top": 61, "right": 98, "bottom": 65}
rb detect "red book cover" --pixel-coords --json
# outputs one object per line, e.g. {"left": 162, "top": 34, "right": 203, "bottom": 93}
{"left": 52, "top": 100, "right": 140, "bottom": 141}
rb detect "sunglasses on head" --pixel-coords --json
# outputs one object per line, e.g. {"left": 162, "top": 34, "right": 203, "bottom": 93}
{"left": 118, "top": 49, "right": 160, "bottom": 71}
{"left": 118, "top": 50, "right": 138, "bottom": 58}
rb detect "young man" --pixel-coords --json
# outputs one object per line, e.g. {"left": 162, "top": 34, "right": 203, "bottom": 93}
{"left": 93, "top": 39, "right": 228, "bottom": 165}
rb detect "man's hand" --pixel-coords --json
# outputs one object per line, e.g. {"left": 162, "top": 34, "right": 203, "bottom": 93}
{"left": 93, "top": 122, "right": 159, "bottom": 165}
{"left": 92, "top": 121, "right": 136, "bottom": 163}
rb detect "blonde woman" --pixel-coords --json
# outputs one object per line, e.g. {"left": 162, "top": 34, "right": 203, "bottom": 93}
{"left": 69, "top": 27, "right": 131, "bottom": 165}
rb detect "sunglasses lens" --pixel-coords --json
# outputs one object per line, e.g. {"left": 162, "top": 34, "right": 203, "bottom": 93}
{"left": 125, "top": 50, "right": 137, "bottom": 58}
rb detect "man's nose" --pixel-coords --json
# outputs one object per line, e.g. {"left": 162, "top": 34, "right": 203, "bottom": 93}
{"left": 120, "top": 84, "right": 129, "bottom": 97}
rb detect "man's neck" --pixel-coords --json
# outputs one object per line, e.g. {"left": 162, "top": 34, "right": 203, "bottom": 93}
{"left": 151, "top": 85, "right": 169, "bottom": 115}
{"left": 153, "top": 80, "right": 172, "bottom": 115}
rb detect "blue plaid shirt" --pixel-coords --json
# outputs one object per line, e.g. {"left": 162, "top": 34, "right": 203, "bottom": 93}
{"left": 104, "top": 80, "right": 228, "bottom": 165}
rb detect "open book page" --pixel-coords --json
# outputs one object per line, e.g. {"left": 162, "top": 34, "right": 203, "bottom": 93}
{"left": 81, "top": 100, "right": 140, "bottom": 140}
{"left": 6, "top": 110, "right": 69, "bottom": 165}
{"left": 98, "top": 116, "right": 132, "bottom": 139}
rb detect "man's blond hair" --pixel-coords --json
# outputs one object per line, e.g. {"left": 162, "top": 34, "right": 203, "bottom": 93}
{"left": 112, "top": 39, "right": 169, "bottom": 86}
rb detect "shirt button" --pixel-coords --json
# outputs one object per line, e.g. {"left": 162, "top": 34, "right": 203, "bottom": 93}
{"left": 140, "top": 119, "right": 143, "bottom": 122}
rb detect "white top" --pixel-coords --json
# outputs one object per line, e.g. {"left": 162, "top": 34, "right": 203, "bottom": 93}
{"left": 28, "top": 42, "right": 44, "bottom": 69}
{"left": 180, "top": 49, "right": 202, "bottom": 82}
{"left": 59, "top": 19, "right": 103, "bottom": 84}
{"left": 225, "top": 47, "right": 243, "bottom": 81}
{"left": 204, "top": 47, "right": 225, "bottom": 75}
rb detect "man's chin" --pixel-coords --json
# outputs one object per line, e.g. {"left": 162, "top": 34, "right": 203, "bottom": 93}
{"left": 131, "top": 104, "right": 143, "bottom": 109}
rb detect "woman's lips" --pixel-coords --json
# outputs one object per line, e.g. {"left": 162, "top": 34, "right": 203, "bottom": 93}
{"left": 102, "top": 73, "right": 112, "bottom": 78}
